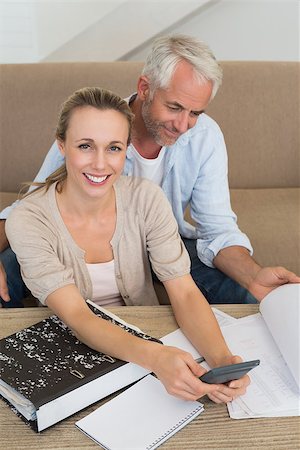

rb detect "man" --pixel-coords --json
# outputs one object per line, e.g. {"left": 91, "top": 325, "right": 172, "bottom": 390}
{"left": 1, "top": 34, "right": 299, "bottom": 307}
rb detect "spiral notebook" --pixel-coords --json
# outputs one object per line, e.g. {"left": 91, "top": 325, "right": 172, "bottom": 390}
{"left": 75, "top": 374, "right": 204, "bottom": 449}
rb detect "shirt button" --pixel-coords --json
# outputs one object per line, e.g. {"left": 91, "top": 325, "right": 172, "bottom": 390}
{"left": 123, "top": 295, "right": 129, "bottom": 299}
{"left": 116, "top": 274, "right": 122, "bottom": 279}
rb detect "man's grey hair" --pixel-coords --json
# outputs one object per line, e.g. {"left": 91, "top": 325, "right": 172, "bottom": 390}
{"left": 142, "top": 34, "right": 223, "bottom": 101}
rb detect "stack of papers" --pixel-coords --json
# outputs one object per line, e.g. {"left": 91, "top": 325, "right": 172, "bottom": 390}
{"left": 220, "top": 285, "right": 300, "bottom": 418}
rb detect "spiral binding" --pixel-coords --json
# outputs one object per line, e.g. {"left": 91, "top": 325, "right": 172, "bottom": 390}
{"left": 146, "top": 405, "right": 203, "bottom": 450}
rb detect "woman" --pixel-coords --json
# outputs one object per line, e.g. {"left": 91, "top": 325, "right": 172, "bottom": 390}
{"left": 6, "top": 87, "right": 249, "bottom": 403}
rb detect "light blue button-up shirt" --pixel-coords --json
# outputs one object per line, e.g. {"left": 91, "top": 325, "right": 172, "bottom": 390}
{"left": 1, "top": 109, "right": 252, "bottom": 267}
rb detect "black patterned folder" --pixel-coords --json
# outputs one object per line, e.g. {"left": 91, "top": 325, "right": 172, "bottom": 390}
{"left": 0, "top": 300, "right": 160, "bottom": 432}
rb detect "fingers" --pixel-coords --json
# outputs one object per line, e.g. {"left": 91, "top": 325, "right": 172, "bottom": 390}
{"left": 167, "top": 380, "right": 220, "bottom": 402}
{"left": 167, "top": 359, "right": 249, "bottom": 402}
{"left": 154, "top": 347, "right": 220, "bottom": 401}
{"left": 0, "top": 262, "right": 10, "bottom": 301}
{"left": 275, "top": 266, "right": 300, "bottom": 283}
{"left": 162, "top": 365, "right": 217, "bottom": 401}
{"left": 284, "top": 272, "right": 300, "bottom": 283}
{"left": 187, "top": 357, "right": 207, "bottom": 377}
{"left": 154, "top": 348, "right": 251, "bottom": 403}
{"left": 207, "top": 374, "right": 250, "bottom": 404}
{"left": 228, "top": 374, "right": 251, "bottom": 390}
{"left": 203, "top": 353, "right": 250, "bottom": 405}
{"left": 207, "top": 391, "right": 233, "bottom": 404}
{"left": 230, "top": 354, "right": 243, "bottom": 365}
{"left": 208, "top": 385, "right": 245, "bottom": 403}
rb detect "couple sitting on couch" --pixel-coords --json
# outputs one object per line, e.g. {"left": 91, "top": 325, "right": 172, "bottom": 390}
{"left": 0, "top": 35, "right": 298, "bottom": 403}
{"left": 1, "top": 34, "right": 298, "bottom": 309}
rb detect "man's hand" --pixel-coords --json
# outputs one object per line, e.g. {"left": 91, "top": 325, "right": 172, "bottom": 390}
{"left": 248, "top": 266, "right": 300, "bottom": 302}
{"left": 0, "top": 261, "right": 10, "bottom": 301}
{"left": 214, "top": 246, "right": 300, "bottom": 302}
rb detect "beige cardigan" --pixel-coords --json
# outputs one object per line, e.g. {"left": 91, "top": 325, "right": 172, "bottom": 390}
{"left": 6, "top": 176, "right": 190, "bottom": 305}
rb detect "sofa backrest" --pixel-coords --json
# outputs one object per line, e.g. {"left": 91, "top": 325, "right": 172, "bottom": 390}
{"left": 207, "top": 62, "right": 299, "bottom": 189}
{"left": 0, "top": 61, "right": 298, "bottom": 193}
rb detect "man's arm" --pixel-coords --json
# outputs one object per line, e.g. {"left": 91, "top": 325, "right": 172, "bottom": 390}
{"left": 186, "top": 119, "right": 253, "bottom": 268}
{"left": 0, "top": 220, "right": 10, "bottom": 301}
{"left": 185, "top": 120, "right": 300, "bottom": 298}
{"left": 0, "top": 220, "right": 8, "bottom": 252}
{"left": 214, "top": 245, "right": 300, "bottom": 301}
{"left": 29, "top": 140, "right": 64, "bottom": 186}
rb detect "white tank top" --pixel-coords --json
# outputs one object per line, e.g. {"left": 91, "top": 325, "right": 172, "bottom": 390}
{"left": 129, "top": 144, "right": 166, "bottom": 186}
{"left": 86, "top": 260, "right": 124, "bottom": 307}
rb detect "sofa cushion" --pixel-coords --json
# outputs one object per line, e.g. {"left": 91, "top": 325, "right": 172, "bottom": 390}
{"left": 2, "top": 189, "right": 299, "bottom": 275}
{"left": 183, "top": 187, "right": 299, "bottom": 275}
{"left": 206, "top": 62, "right": 299, "bottom": 189}
{"left": 230, "top": 188, "right": 300, "bottom": 274}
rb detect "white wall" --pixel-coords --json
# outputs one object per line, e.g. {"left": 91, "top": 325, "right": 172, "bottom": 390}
{"left": 44, "top": 1, "right": 209, "bottom": 62}
{"left": 125, "top": 0, "right": 300, "bottom": 61}
{"left": 0, "top": 1, "right": 125, "bottom": 63}
{"left": 0, "top": 0, "right": 299, "bottom": 63}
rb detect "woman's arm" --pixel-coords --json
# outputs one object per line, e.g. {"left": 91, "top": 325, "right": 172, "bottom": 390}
{"left": 163, "top": 274, "right": 250, "bottom": 403}
{"left": 46, "top": 284, "right": 222, "bottom": 401}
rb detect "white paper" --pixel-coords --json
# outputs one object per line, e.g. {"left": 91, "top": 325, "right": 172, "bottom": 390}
{"left": 211, "top": 307, "right": 237, "bottom": 326}
{"left": 76, "top": 375, "right": 204, "bottom": 450}
{"left": 221, "top": 314, "right": 300, "bottom": 416}
{"left": 259, "top": 284, "right": 300, "bottom": 388}
{"left": 160, "top": 307, "right": 235, "bottom": 360}
{"left": 225, "top": 284, "right": 300, "bottom": 418}
{"left": 160, "top": 329, "right": 202, "bottom": 359}
{"left": 160, "top": 289, "right": 300, "bottom": 419}
{"left": 228, "top": 396, "right": 299, "bottom": 419}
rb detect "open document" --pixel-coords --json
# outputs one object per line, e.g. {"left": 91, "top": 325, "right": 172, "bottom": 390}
{"left": 160, "top": 286, "right": 299, "bottom": 418}
{"left": 221, "top": 284, "right": 300, "bottom": 418}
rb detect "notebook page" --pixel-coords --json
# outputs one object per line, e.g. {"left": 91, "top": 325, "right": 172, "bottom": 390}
{"left": 76, "top": 375, "right": 204, "bottom": 450}
{"left": 259, "top": 284, "right": 300, "bottom": 388}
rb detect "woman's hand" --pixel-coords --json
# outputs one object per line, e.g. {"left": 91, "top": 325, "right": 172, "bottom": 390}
{"left": 149, "top": 345, "right": 221, "bottom": 401}
{"left": 151, "top": 348, "right": 250, "bottom": 403}
{"left": 205, "top": 355, "right": 251, "bottom": 404}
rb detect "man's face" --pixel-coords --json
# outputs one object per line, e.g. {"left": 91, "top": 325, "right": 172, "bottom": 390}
{"left": 141, "top": 61, "right": 213, "bottom": 147}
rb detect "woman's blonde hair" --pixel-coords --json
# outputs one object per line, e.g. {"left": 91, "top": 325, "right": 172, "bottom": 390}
{"left": 24, "top": 87, "right": 133, "bottom": 195}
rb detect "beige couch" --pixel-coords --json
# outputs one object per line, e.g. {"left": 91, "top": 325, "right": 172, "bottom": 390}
{"left": 0, "top": 62, "right": 299, "bottom": 300}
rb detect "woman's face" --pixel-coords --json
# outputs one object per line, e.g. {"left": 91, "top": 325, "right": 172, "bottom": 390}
{"left": 58, "top": 106, "right": 129, "bottom": 201}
